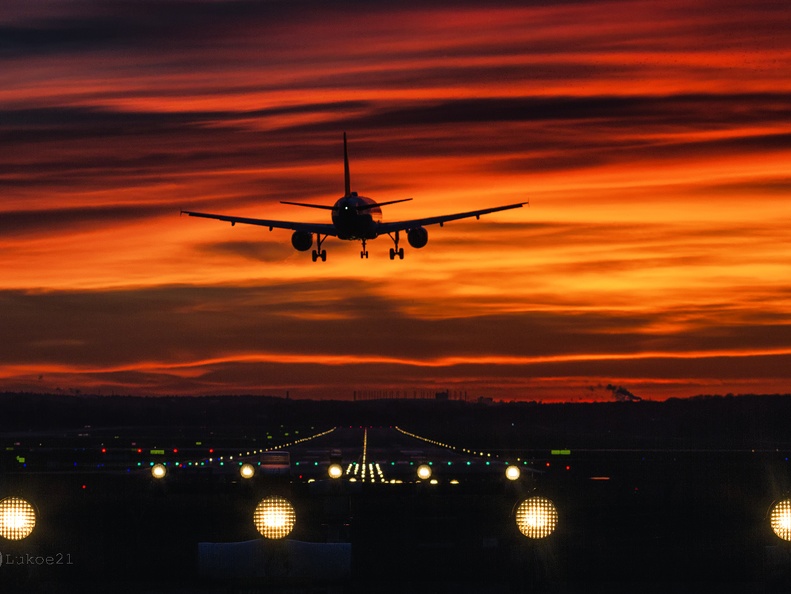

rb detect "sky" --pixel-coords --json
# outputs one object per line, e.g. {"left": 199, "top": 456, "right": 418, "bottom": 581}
{"left": 2, "top": 0, "right": 791, "bottom": 402}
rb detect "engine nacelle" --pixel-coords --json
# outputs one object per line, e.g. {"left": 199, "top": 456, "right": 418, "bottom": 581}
{"left": 407, "top": 227, "right": 428, "bottom": 249}
{"left": 291, "top": 231, "right": 313, "bottom": 252}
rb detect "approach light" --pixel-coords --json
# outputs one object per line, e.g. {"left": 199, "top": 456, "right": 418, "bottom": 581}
{"left": 515, "top": 496, "right": 558, "bottom": 539}
{"left": 505, "top": 465, "right": 521, "bottom": 481}
{"left": 770, "top": 498, "right": 791, "bottom": 541}
{"left": 253, "top": 496, "right": 296, "bottom": 539}
{"left": 416, "top": 464, "right": 432, "bottom": 480}
{"left": 240, "top": 463, "right": 256, "bottom": 479}
{"left": 0, "top": 497, "right": 36, "bottom": 541}
{"left": 151, "top": 463, "right": 167, "bottom": 479}
{"left": 328, "top": 463, "right": 343, "bottom": 479}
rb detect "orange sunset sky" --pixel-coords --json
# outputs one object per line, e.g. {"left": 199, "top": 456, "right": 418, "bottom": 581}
{"left": 2, "top": 0, "right": 791, "bottom": 401}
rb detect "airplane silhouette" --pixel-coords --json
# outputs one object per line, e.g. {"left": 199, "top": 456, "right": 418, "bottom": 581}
{"left": 181, "top": 134, "right": 527, "bottom": 261}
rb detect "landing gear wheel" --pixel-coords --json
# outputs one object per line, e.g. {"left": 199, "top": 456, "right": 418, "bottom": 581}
{"left": 360, "top": 250, "right": 368, "bottom": 259}
{"left": 387, "top": 230, "right": 405, "bottom": 260}
{"left": 311, "top": 234, "right": 328, "bottom": 262}
{"left": 311, "top": 250, "right": 327, "bottom": 262}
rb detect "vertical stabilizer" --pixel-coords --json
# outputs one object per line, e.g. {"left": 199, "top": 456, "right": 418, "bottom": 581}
{"left": 343, "top": 132, "right": 351, "bottom": 197}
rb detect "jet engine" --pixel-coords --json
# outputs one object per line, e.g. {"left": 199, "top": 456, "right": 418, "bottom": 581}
{"left": 291, "top": 231, "right": 313, "bottom": 251}
{"left": 407, "top": 227, "right": 428, "bottom": 249}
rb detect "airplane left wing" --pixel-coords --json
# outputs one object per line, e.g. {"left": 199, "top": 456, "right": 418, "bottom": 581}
{"left": 375, "top": 201, "right": 527, "bottom": 234}
{"left": 180, "top": 210, "right": 338, "bottom": 236}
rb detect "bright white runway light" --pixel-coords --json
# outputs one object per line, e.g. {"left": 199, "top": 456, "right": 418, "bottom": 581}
{"left": 151, "top": 463, "right": 167, "bottom": 479}
{"left": 505, "top": 465, "right": 521, "bottom": 481}
{"left": 0, "top": 497, "right": 36, "bottom": 541}
{"left": 328, "top": 463, "right": 343, "bottom": 479}
{"left": 515, "top": 496, "right": 558, "bottom": 539}
{"left": 770, "top": 498, "right": 791, "bottom": 541}
{"left": 254, "top": 496, "right": 296, "bottom": 539}
{"left": 416, "top": 464, "right": 432, "bottom": 480}
{"left": 240, "top": 463, "right": 256, "bottom": 479}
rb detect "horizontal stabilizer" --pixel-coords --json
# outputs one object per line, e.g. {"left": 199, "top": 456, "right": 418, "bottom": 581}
{"left": 356, "top": 198, "right": 413, "bottom": 212}
{"left": 281, "top": 201, "right": 335, "bottom": 210}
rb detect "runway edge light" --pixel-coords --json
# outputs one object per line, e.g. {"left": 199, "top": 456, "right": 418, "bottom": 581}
{"left": 515, "top": 496, "right": 558, "bottom": 539}
{"left": 0, "top": 496, "right": 36, "bottom": 541}
{"left": 328, "top": 463, "right": 343, "bottom": 479}
{"left": 253, "top": 496, "right": 296, "bottom": 539}
{"left": 240, "top": 463, "right": 256, "bottom": 479}
{"left": 769, "top": 498, "right": 791, "bottom": 541}
{"left": 416, "top": 464, "right": 432, "bottom": 480}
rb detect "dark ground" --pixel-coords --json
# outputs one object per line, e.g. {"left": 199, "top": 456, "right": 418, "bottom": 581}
{"left": 1, "top": 393, "right": 791, "bottom": 593}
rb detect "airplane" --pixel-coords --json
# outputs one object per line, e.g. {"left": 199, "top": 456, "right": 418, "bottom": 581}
{"left": 181, "top": 134, "right": 527, "bottom": 262}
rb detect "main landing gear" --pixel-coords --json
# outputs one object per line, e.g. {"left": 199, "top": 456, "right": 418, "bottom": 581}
{"left": 360, "top": 239, "right": 369, "bottom": 259}
{"left": 312, "top": 234, "right": 328, "bottom": 262}
{"left": 388, "top": 230, "right": 404, "bottom": 260}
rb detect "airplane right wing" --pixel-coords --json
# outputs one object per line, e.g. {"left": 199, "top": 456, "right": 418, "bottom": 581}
{"left": 375, "top": 202, "right": 527, "bottom": 234}
{"left": 180, "top": 210, "right": 338, "bottom": 236}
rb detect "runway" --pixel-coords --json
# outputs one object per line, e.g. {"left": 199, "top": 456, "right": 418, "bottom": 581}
{"left": 2, "top": 400, "right": 791, "bottom": 593}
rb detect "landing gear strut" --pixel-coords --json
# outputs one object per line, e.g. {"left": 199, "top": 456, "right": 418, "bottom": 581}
{"left": 312, "top": 234, "right": 328, "bottom": 262}
{"left": 360, "top": 239, "right": 369, "bottom": 259}
{"left": 388, "top": 231, "right": 404, "bottom": 260}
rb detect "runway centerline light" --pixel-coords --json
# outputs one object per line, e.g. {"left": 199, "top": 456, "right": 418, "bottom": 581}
{"left": 516, "top": 496, "right": 558, "bottom": 539}
{"left": 328, "top": 463, "right": 343, "bottom": 479}
{"left": 240, "top": 463, "right": 255, "bottom": 479}
{"left": 151, "top": 463, "right": 167, "bottom": 479}
{"left": 770, "top": 498, "right": 791, "bottom": 541}
{"left": 0, "top": 497, "right": 36, "bottom": 541}
{"left": 505, "top": 465, "right": 521, "bottom": 481}
{"left": 416, "top": 464, "right": 432, "bottom": 480}
{"left": 254, "top": 496, "right": 296, "bottom": 539}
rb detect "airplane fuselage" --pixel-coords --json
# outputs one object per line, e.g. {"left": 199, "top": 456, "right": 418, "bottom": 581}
{"left": 332, "top": 193, "right": 382, "bottom": 240}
